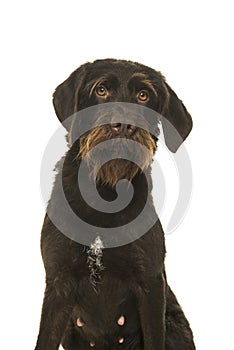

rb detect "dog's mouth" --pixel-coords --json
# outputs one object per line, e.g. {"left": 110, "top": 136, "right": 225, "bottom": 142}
{"left": 78, "top": 124, "right": 157, "bottom": 187}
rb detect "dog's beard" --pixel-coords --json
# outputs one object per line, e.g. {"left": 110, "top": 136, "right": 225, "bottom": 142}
{"left": 78, "top": 125, "right": 156, "bottom": 187}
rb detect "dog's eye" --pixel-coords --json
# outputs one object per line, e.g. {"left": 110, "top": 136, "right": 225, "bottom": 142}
{"left": 137, "top": 90, "right": 149, "bottom": 102}
{"left": 96, "top": 85, "right": 108, "bottom": 97}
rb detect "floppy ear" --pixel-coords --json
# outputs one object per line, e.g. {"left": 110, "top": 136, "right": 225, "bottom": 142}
{"left": 53, "top": 62, "right": 91, "bottom": 130}
{"left": 161, "top": 82, "right": 192, "bottom": 152}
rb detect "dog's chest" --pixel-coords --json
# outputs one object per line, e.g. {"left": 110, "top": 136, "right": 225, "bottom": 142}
{"left": 70, "top": 241, "right": 147, "bottom": 342}
{"left": 83, "top": 237, "right": 148, "bottom": 289}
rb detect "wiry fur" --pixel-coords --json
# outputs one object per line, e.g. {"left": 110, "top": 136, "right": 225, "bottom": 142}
{"left": 86, "top": 237, "right": 105, "bottom": 290}
{"left": 35, "top": 59, "right": 195, "bottom": 350}
{"left": 79, "top": 126, "right": 156, "bottom": 187}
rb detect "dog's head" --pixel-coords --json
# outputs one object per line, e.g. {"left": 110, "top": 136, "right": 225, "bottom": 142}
{"left": 53, "top": 59, "right": 192, "bottom": 187}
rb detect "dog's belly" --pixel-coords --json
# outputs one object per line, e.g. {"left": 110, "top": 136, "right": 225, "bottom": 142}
{"left": 71, "top": 275, "right": 142, "bottom": 348}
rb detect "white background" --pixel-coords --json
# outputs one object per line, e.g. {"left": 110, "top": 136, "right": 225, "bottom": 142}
{"left": 1, "top": 1, "right": 234, "bottom": 349}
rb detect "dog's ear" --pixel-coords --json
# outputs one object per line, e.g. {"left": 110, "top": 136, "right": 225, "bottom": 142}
{"left": 161, "top": 82, "right": 192, "bottom": 152}
{"left": 53, "top": 62, "right": 91, "bottom": 130}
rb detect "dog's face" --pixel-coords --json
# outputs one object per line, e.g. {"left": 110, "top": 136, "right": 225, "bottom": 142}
{"left": 53, "top": 59, "right": 192, "bottom": 186}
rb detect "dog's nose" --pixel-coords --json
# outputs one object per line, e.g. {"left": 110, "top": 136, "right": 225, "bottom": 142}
{"left": 111, "top": 123, "right": 136, "bottom": 136}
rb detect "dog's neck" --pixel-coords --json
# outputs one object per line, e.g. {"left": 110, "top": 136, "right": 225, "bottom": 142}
{"left": 72, "top": 158, "right": 152, "bottom": 206}
{"left": 55, "top": 145, "right": 155, "bottom": 227}
{"left": 47, "top": 145, "right": 158, "bottom": 247}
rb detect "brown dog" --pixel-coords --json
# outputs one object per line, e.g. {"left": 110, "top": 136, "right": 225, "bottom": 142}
{"left": 35, "top": 59, "right": 195, "bottom": 349}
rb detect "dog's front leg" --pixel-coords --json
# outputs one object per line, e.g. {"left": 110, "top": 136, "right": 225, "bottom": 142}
{"left": 137, "top": 273, "right": 166, "bottom": 350}
{"left": 35, "top": 278, "right": 76, "bottom": 350}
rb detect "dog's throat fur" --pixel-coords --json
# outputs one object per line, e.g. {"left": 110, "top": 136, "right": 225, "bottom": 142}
{"left": 86, "top": 236, "right": 105, "bottom": 290}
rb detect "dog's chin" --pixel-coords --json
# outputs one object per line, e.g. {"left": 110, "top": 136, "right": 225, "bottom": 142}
{"left": 93, "top": 159, "right": 141, "bottom": 187}
{"left": 80, "top": 145, "right": 153, "bottom": 187}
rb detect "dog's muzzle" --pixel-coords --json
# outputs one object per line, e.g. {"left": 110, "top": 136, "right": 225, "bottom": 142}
{"left": 70, "top": 103, "right": 158, "bottom": 186}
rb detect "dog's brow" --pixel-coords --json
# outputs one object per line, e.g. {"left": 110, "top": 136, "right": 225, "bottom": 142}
{"left": 129, "top": 73, "right": 158, "bottom": 96}
{"left": 141, "top": 80, "right": 158, "bottom": 96}
{"left": 131, "top": 72, "right": 147, "bottom": 79}
{"left": 89, "top": 77, "right": 108, "bottom": 97}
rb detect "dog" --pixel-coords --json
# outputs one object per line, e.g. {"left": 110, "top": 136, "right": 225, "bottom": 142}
{"left": 35, "top": 59, "right": 195, "bottom": 350}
